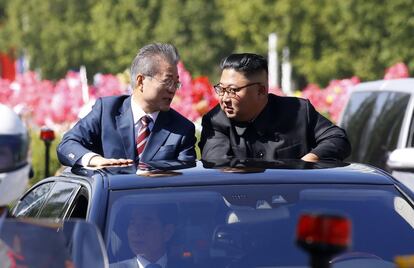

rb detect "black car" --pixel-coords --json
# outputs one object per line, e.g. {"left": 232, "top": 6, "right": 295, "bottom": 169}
{"left": 12, "top": 159, "right": 414, "bottom": 267}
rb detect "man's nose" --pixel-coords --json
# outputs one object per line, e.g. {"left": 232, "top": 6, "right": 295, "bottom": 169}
{"left": 130, "top": 222, "right": 145, "bottom": 232}
{"left": 221, "top": 92, "right": 232, "bottom": 102}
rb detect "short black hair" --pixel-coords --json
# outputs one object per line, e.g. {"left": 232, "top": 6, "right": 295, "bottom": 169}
{"left": 127, "top": 203, "right": 178, "bottom": 226}
{"left": 220, "top": 53, "right": 268, "bottom": 76}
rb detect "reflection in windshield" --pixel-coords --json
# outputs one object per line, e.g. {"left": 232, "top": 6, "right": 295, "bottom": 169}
{"left": 220, "top": 166, "right": 265, "bottom": 173}
{"left": 71, "top": 160, "right": 196, "bottom": 176}
{"left": 106, "top": 185, "right": 414, "bottom": 267}
{"left": 71, "top": 159, "right": 350, "bottom": 177}
{"left": 0, "top": 219, "right": 108, "bottom": 268}
{"left": 394, "top": 196, "right": 414, "bottom": 229}
{"left": 202, "top": 158, "right": 349, "bottom": 171}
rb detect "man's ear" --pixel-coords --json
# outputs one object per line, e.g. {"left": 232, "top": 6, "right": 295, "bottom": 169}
{"left": 258, "top": 85, "right": 268, "bottom": 95}
{"left": 136, "top": 74, "right": 144, "bottom": 92}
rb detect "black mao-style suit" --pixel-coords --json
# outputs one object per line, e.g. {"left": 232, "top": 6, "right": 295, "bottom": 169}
{"left": 199, "top": 94, "right": 351, "bottom": 161}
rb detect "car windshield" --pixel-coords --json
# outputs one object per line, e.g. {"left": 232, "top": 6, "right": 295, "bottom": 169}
{"left": 105, "top": 184, "right": 414, "bottom": 267}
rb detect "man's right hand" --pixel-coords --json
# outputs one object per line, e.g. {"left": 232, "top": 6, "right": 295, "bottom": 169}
{"left": 87, "top": 155, "right": 134, "bottom": 168}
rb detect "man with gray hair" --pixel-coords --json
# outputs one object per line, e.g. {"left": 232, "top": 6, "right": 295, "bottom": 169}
{"left": 58, "top": 43, "right": 196, "bottom": 168}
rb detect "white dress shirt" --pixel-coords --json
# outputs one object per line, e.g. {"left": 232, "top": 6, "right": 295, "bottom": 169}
{"left": 131, "top": 98, "right": 159, "bottom": 139}
{"left": 80, "top": 99, "right": 159, "bottom": 166}
{"left": 136, "top": 254, "right": 167, "bottom": 268}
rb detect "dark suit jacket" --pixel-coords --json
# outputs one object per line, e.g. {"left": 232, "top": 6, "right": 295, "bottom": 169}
{"left": 199, "top": 94, "right": 351, "bottom": 161}
{"left": 57, "top": 95, "right": 196, "bottom": 167}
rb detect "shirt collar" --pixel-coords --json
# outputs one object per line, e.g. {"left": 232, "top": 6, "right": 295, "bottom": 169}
{"left": 136, "top": 254, "right": 167, "bottom": 268}
{"left": 131, "top": 98, "right": 159, "bottom": 124}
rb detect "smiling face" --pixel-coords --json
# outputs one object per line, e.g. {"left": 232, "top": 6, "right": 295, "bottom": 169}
{"left": 218, "top": 68, "right": 268, "bottom": 122}
{"left": 133, "top": 56, "right": 179, "bottom": 113}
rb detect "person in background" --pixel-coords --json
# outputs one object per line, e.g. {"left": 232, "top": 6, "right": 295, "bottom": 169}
{"left": 57, "top": 43, "right": 196, "bottom": 169}
{"left": 111, "top": 204, "right": 182, "bottom": 268}
{"left": 0, "top": 104, "right": 31, "bottom": 228}
{"left": 199, "top": 53, "right": 351, "bottom": 162}
{"left": 0, "top": 105, "right": 78, "bottom": 267}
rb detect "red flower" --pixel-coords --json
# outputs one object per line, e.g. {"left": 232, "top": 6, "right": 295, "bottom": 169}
{"left": 384, "top": 62, "right": 409, "bottom": 80}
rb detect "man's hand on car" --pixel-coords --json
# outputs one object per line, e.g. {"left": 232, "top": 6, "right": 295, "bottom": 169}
{"left": 88, "top": 155, "right": 134, "bottom": 168}
{"left": 301, "top": 153, "right": 319, "bottom": 162}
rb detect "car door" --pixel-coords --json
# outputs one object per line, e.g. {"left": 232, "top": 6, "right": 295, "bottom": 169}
{"left": 13, "top": 181, "right": 55, "bottom": 217}
{"left": 13, "top": 180, "right": 88, "bottom": 221}
{"left": 37, "top": 181, "right": 81, "bottom": 219}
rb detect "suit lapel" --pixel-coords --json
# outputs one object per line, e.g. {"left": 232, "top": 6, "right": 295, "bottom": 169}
{"left": 142, "top": 111, "right": 171, "bottom": 161}
{"left": 115, "top": 97, "right": 136, "bottom": 160}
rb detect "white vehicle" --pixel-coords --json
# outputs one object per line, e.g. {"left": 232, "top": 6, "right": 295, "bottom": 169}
{"left": 0, "top": 104, "right": 31, "bottom": 212}
{"left": 339, "top": 78, "right": 414, "bottom": 173}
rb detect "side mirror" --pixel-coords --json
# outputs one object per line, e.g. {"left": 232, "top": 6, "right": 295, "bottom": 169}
{"left": 387, "top": 148, "right": 414, "bottom": 171}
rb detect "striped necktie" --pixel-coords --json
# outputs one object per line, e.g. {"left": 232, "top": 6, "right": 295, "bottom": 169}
{"left": 136, "top": 115, "right": 152, "bottom": 158}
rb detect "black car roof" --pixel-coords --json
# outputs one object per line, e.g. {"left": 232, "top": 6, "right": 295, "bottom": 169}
{"left": 95, "top": 160, "right": 395, "bottom": 191}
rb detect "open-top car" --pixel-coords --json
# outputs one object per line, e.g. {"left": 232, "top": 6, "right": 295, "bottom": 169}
{"left": 12, "top": 159, "right": 414, "bottom": 267}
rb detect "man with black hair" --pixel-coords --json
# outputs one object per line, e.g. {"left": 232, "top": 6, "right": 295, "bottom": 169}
{"left": 199, "top": 53, "right": 351, "bottom": 162}
{"left": 112, "top": 204, "right": 182, "bottom": 268}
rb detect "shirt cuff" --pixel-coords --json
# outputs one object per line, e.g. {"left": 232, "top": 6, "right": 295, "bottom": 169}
{"left": 79, "top": 152, "right": 99, "bottom": 167}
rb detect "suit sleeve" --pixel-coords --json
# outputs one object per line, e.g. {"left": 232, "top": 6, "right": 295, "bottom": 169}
{"left": 306, "top": 100, "right": 351, "bottom": 161}
{"left": 199, "top": 115, "right": 232, "bottom": 160}
{"left": 177, "top": 122, "right": 197, "bottom": 161}
{"left": 57, "top": 98, "right": 103, "bottom": 166}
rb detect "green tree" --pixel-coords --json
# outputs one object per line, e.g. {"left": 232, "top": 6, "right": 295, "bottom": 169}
{"left": 3, "top": 0, "right": 95, "bottom": 79}
{"left": 2, "top": 0, "right": 414, "bottom": 86}
{"left": 2, "top": 0, "right": 233, "bottom": 81}
{"left": 218, "top": 0, "right": 414, "bottom": 87}
{"left": 153, "top": 0, "right": 234, "bottom": 80}
{"left": 0, "top": 0, "right": 14, "bottom": 52}
{"left": 87, "top": 0, "right": 162, "bottom": 75}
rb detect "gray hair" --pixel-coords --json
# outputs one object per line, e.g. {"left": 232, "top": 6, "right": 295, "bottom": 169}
{"left": 130, "top": 43, "right": 180, "bottom": 89}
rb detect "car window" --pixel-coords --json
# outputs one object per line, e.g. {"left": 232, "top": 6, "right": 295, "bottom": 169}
{"left": 408, "top": 109, "right": 414, "bottom": 147}
{"left": 67, "top": 187, "right": 89, "bottom": 219}
{"left": 13, "top": 182, "right": 54, "bottom": 217}
{"left": 105, "top": 184, "right": 414, "bottom": 267}
{"left": 38, "top": 181, "right": 80, "bottom": 220}
{"left": 341, "top": 91, "right": 410, "bottom": 168}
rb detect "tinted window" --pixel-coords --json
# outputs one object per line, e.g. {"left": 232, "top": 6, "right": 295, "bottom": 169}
{"left": 341, "top": 91, "right": 410, "bottom": 168}
{"left": 13, "top": 182, "right": 54, "bottom": 217}
{"left": 106, "top": 184, "right": 414, "bottom": 267}
{"left": 39, "top": 182, "right": 80, "bottom": 219}
{"left": 67, "top": 187, "right": 89, "bottom": 219}
{"left": 408, "top": 110, "right": 414, "bottom": 147}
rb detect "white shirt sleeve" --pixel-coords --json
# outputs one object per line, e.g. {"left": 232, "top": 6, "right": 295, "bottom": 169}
{"left": 79, "top": 152, "right": 99, "bottom": 167}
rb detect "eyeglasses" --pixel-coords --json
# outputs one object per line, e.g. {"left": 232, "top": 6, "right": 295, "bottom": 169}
{"left": 146, "top": 75, "right": 181, "bottom": 90}
{"left": 213, "top": 82, "right": 262, "bottom": 97}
